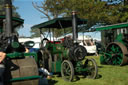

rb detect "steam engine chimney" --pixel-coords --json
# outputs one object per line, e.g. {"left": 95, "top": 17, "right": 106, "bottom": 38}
{"left": 72, "top": 11, "right": 78, "bottom": 42}
{"left": 5, "top": 0, "right": 13, "bottom": 37}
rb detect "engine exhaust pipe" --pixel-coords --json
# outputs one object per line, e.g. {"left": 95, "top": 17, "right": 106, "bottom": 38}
{"left": 5, "top": 0, "right": 13, "bottom": 37}
{"left": 72, "top": 11, "right": 78, "bottom": 43}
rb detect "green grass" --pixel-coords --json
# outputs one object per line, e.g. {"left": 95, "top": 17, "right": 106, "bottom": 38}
{"left": 48, "top": 56, "right": 128, "bottom": 85}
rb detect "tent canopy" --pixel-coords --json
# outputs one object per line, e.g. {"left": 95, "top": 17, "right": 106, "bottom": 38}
{"left": 0, "top": 15, "right": 24, "bottom": 28}
{"left": 96, "top": 22, "right": 128, "bottom": 31}
{"left": 31, "top": 17, "right": 87, "bottom": 29}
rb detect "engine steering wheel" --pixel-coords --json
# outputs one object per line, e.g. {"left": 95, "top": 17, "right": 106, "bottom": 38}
{"left": 41, "top": 38, "right": 49, "bottom": 47}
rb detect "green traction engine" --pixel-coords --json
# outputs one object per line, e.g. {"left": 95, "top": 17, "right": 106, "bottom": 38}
{"left": 0, "top": 0, "right": 40, "bottom": 85}
{"left": 32, "top": 11, "right": 98, "bottom": 81}
{"left": 96, "top": 23, "right": 128, "bottom": 66}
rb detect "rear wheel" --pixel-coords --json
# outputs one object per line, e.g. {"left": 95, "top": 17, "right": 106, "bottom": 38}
{"left": 38, "top": 50, "right": 45, "bottom": 68}
{"left": 48, "top": 54, "right": 52, "bottom": 72}
{"left": 38, "top": 49, "right": 51, "bottom": 71}
{"left": 105, "top": 42, "right": 128, "bottom": 65}
{"left": 4, "top": 58, "right": 39, "bottom": 85}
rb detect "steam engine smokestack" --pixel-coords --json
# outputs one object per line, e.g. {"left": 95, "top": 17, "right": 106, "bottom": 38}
{"left": 5, "top": 0, "right": 13, "bottom": 37}
{"left": 72, "top": 11, "right": 78, "bottom": 42}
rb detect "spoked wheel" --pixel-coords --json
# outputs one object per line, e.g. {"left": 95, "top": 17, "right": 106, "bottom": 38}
{"left": 85, "top": 58, "right": 98, "bottom": 79}
{"left": 105, "top": 42, "right": 128, "bottom": 65}
{"left": 73, "top": 45, "right": 87, "bottom": 61}
{"left": 38, "top": 50, "right": 45, "bottom": 68}
{"left": 48, "top": 54, "right": 52, "bottom": 72}
{"left": 69, "top": 45, "right": 87, "bottom": 61}
{"left": 61, "top": 60, "right": 74, "bottom": 82}
{"left": 38, "top": 49, "right": 52, "bottom": 71}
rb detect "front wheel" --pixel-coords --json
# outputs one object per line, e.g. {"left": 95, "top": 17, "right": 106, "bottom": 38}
{"left": 84, "top": 58, "right": 98, "bottom": 79}
{"left": 61, "top": 60, "right": 74, "bottom": 81}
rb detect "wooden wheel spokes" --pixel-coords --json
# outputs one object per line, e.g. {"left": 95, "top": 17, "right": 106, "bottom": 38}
{"left": 61, "top": 60, "right": 74, "bottom": 82}
{"left": 38, "top": 49, "right": 52, "bottom": 71}
{"left": 85, "top": 58, "right": 98, "bottom": 79}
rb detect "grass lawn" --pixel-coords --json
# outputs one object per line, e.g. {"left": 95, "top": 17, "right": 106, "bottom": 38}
{"left": 48, "top": 56, "right": 128, "bottom": 85}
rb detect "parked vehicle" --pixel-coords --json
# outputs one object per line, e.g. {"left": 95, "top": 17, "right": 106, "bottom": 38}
{"left": 0, "top": 0, "right": 40, "bottom": 85}
{"left": 31, "top": 12, "right": 98, "bottom": 81}
{"left": 96, "top": 22, "right": 128, "bottom": 66}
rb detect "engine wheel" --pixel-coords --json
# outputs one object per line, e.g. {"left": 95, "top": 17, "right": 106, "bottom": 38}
{"left": 105, "top": 42, "right": 128, "bottom": 65}
{"left": 85, "top": 58, "right": 98, "bottom": 79}
{"left": 4, "top": 58, "right": 39, "bottom": 85}
{"left": 61, "top": 60, "right": 74, "bottom": 82}
{"left": 69, "top": 45, "right": 87, "bottom": 61}
{"left": 48, "top": 54, "right": 52, "bottom": 72}
{"left": 38, "top": 50, "right": 45, "bottom": 68}
{"left": 73, "top": 45, "right": 87, "bottom": 61}
{"left": 38, "top": 49, "right": 52, "bottom": 71}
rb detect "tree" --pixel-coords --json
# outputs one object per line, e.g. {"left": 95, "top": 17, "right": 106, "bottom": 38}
{"left": 0, "top": 0, "right": 21, "bottom": 34}
{"left": 31, "top": 28, "right": 41, "bottom": 37}
{"left": 32, "top": 0, "right": 65, "bottom": 20}
{"left": 32, "top": 0, "right": 128, "bottom": 37}
{"left": 0, "top": 0, "right": 20, "bottom": 17}
{"left": 31, "top": 0, "right": 66, "bottom": 37}
{"left": 124, "top": 0, "right": 128, "bottom": 5}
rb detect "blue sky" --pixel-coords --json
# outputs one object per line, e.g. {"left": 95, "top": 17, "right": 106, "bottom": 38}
{"left": 13, "top": 0, "right": 101, "bottom": 40}
{"left": 13, "top": 0, "right": 46, "bottom": 37}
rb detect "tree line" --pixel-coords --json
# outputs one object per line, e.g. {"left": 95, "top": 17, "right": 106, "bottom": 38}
{"left": 1, "top": 0, "right": 128, "bottom": 38}
{"left": 31, "top": 0, "right": 128, "bottom": 38}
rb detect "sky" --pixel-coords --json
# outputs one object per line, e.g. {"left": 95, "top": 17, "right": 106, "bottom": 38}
{"left": 13, "top": 0, "right": 101, "bottom": 40}
{"left": 13, "top": 0, "right": 46, "bottom": 37}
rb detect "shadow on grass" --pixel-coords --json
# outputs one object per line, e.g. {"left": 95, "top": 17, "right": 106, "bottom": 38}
{"left": 72, "top": 73, "right": 102, "bottom": 82}
{"left": 96, "top": 74, "right": 102, "bottom": 79}
{"left": 72, "top": 76, "right": 80, "bottom": 82}
{"left": 48, "top": 79, "right": 58, "bottom": 85}
{"left": 98, "top": 66, "right": 104, "bottom": 68}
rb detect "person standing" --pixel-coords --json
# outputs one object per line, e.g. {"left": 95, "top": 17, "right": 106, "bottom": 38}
{"left": 0, "top": 51, "right": 6, "bottom": 85}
